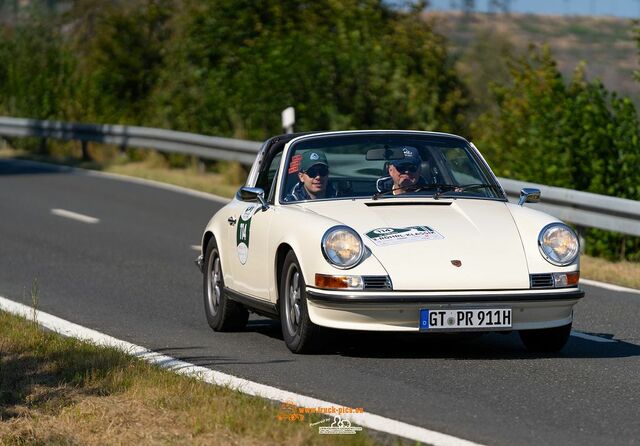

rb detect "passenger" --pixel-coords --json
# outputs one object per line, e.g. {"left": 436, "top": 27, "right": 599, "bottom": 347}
{"left": 285, "top": 150, "right": 337, "bottom": 201}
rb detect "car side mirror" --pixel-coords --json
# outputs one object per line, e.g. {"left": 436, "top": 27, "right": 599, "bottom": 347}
{"left": 239, "top": 186, "right": 269, "bottom": 211}
{"left": 518, "top": 188, "right": 541, "bottom": 206}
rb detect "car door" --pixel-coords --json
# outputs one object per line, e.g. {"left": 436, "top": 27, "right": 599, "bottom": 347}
{"left": 230, "top": 203, "right": 275, "bottom": 299}
{"left": 226, "top": 151, "right": 282, "bottom": 301}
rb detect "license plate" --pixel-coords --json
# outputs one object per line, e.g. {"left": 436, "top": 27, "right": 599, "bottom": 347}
{"left": 419, "top": 308, "right": 512, "bottom": 330}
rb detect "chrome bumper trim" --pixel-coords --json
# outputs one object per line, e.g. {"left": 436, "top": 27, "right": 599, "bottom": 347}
{"left": 305, "top": 288, "right": 584, "bottom": 304}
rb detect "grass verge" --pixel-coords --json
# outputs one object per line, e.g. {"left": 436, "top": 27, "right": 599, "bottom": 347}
{"left": 0, "top": 146, "right": 240, "bottom": 199}
{"left": 105, "top": 160, "right": 239, "bottom": 198}
{"left": 0, "top": 310, "right": 391, "bottom": 445}
{"left": 580, "top": 255, "right": 640, "bottom": 290}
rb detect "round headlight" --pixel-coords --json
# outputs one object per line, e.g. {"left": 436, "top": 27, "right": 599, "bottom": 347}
{"left": 321, "top": 226, "right": 364, "bottom": 269}
{"left": 538, "top": 223, "right": 579, "bottom": 266}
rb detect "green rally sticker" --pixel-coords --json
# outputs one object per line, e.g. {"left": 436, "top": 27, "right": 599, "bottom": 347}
{"left": 365, "top": 226, "right": 444, "bottom": 246}
{"left": 236, "top": 206, "right": 255, "bottom": 264}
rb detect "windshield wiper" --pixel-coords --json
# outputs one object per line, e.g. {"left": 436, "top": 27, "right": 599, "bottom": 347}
{"left": 372, "top": 183, "right": 457, "bottom": 200}
{"left": 433, "top": 183, "right": 501, "bottom": 199}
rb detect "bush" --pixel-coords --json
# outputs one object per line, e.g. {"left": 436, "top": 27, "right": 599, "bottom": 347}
{"left": 472, "top": 45, "right": 640, "bottom": 260}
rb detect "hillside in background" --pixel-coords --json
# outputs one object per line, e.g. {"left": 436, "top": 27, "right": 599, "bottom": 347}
{"left": 426, "top": 11, "right": 639, "bottom": 107}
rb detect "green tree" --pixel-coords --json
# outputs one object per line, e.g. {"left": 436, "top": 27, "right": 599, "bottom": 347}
{"left": 0, "top": 21, "right": 75, "bottom": 120}
{"left": 66, "top": 0, "right": 173, "bottom": 124}
{"left": 472, "top": 46, "right": 574, "bottom": 185}
{"left": 155, "top": 0, "right": 468, "bottom": 139}
{"left": 456, "top": 29, "right": 515, "bottom": 123}
{"left": 473, "top": 44, "right": 640, "bottom": 260}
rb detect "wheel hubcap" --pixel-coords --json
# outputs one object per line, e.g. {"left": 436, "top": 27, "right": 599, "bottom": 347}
{"left": 285, "top": 266, "right": 301, "bottom": 336}
{"left": 207, "top": 251, "right": 222, "bottom": 315}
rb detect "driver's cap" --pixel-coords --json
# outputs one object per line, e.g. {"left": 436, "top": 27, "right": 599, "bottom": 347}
{"left": 391, "top": 146, "right": 421, "bottom": 167}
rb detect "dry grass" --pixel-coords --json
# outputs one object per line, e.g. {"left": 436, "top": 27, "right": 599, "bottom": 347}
{"left": 105, "top": 161, "right": 239, "bottom": 198}
{"left": 0, "top": 147, "right": 18, "bottom": 157}
{"left": 0, "top": 145, "right": 241, "bottom": 199}
{"left": 581, "top": 255, "right": 640, "bottom": 289}
{"left": 0, "top": 311, "right": 388, "bottom": 445}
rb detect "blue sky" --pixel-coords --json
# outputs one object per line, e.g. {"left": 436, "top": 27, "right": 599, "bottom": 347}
{"left": 425, "top": 0, "right": 640, "bottom": 18}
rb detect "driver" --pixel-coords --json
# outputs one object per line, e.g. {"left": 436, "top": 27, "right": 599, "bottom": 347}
{"left": 377, "top": 146, "right": 427, "bottom": 195}
{"left": 284, "top": 150, "right": 337, "bottom": 201}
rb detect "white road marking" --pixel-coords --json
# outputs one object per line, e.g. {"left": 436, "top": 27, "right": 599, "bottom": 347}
{"left": 51, "top": 208, "right": 100, "bottom": 224}
{"left": 580, "top": 279, "right": 640, "bottom": 295}
{"left": 191, "top": 245, "right": 200, "bottom": 252}
{"left": 0, "top": 294, "right": 483, "bottom": 446}
{"left": 571, "top": 331, "right": 617, "bottom": 343}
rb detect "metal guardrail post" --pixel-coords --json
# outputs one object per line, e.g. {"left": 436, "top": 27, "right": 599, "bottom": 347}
{"left": 81, "top": 140, "right": 91, "bottom": 161}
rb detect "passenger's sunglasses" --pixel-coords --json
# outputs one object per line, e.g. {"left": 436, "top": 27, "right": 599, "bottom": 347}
{"left": 393, "top": 163, "right": 419, "bottom": 174}
{"left": 304, "top": 165, "right": 329, "bottom": 177}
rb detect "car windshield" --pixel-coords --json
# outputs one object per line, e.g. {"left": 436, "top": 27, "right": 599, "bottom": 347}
{"left": 280, "top": 133, "right": 504, "bottom": 202}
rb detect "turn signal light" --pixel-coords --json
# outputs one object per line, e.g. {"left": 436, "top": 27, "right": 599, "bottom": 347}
{"left": 553, "top": 271, "right": 580, "bottom": 287}
{"left": 315, "top": 274, "right": 363, "bottom": 290}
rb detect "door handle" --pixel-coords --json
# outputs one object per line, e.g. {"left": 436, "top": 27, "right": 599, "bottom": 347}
{"left": 227, "top": 216, "right": 237, "bottom": 226}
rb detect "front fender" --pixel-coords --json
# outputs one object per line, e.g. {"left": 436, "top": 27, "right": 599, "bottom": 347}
{"left": 506, "top": 203, "right": 580, "bottom": 273}
{"left": 267, "top": 205, "right": 390, "bottom": 303}
{"left": 200, "top": 200, "right": 241, "bottom": 286}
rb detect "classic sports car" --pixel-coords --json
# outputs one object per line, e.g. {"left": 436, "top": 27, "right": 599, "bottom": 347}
{"left": 196, "top": 131, "right": 583, "bottom": 353}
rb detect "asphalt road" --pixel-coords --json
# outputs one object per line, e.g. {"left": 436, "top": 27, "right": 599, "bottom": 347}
{"left": 1, "top": 158, "right": 638, "bottom": 446}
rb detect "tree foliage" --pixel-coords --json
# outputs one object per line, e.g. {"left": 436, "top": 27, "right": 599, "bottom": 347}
{"left": 76, "top": 0, "right": 173, "bottom": 123}
{"left": 0, "top": 0, "right": 467, "bottom": 139}
{"left": 0, "top": 19, "right": 75, "bottom": 119}
{"left": 473, "top": 45, "right": 640, "bottom": 260}
{"left": 153, "top": 0, "right": 467, "bottom": 138}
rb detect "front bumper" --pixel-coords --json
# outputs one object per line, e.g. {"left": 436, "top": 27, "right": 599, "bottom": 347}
{"left": 305, "top": 287, "right": 584, "bottom": 331}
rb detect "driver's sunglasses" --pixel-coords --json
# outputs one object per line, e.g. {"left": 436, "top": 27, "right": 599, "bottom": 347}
{"left": 304, "top": 165, "right": 329, "bottom": 177}
{"left": 394, "top": 163, "right": 419, "bottom": 174}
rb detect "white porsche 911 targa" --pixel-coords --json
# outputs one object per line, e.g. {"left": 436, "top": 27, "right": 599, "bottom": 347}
{"left": 196, "top": 131, "right": 583, "bottom": 353}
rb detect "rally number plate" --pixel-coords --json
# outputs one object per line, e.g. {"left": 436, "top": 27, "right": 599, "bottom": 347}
{"left": 419, "top": 308, "right": 512, "bottom": 330}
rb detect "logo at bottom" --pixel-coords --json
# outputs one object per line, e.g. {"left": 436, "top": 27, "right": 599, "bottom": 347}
{"left": 318, "top": 416, "right": 363, "bottom": 435}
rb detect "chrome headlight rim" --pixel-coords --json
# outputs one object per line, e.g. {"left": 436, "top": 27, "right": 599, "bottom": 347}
{"left": 321, "top": 225, "right": 365, "bottom": 270}
{"left": 537, "top": 223, "right": 580, "bottom": 267}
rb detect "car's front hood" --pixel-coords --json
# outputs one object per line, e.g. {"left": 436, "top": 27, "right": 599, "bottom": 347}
{"left": 300, "top": 198, "right": 529, "bottom": 290}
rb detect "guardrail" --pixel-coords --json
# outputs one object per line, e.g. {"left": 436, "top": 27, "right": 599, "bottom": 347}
{"left": 1, "top": 116, "right": 639, "bottom": 237}
{"left": 499, "top": 178, "right": 640, "bottom": 237}
{"left": 0, "top": 116, "right": 261, "bottom": 165}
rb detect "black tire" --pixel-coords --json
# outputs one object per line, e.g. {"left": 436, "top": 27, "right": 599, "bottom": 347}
{"left": 203, "top": 237, "right": 249, "bottom": 331}
{"left": 519, "top": 323, "right": 572, "bottom": 352}
{"left": 279, "top": 251, "right": 321, "bottom": 353}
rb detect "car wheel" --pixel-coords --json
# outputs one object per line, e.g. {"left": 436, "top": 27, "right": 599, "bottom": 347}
{"left": 519, "top": 322, "right": 572, "bottom": 352}
{"left": 203, "top": 237, "right": 249, "bottom": 331}
{"left": 280, "top": 251, "right": 320, "bottom": 353}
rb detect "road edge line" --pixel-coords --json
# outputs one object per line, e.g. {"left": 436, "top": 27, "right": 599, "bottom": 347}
{"left": 0, "top": 294, "right": 483, "bottom": 446}
{"left": 580, "top": 279, "right": 640, "bottom": 295}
